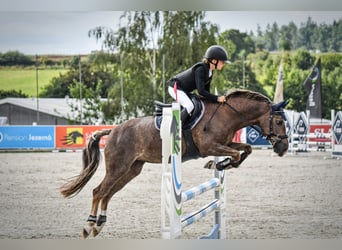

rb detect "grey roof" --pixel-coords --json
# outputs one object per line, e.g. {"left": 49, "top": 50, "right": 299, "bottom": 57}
{"left": 0, "top": 97, "right": 79, "bottom": 118}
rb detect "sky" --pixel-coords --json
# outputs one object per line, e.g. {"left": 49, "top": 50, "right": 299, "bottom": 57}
{"left": 0, "top": 11, "right": 341, "bottom": 55}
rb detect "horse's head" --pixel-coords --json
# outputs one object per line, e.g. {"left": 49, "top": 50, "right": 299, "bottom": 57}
{"left": 258, "top": 100, "right": 289, "bottom": 156}
{"left": 224, "top": 90, "right": 289, "bottom": 157}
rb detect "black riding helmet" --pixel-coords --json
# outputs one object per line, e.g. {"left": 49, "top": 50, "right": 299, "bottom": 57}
{"left": 204, "top": 45, "right": 231, "bottom": 65}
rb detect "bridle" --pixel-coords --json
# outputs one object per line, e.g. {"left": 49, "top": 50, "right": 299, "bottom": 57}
{"left": 222, "top": 99, "right": 288, "bottom": 142}
{"left": 266, "top": 110, "right": 288, "bottom": 140}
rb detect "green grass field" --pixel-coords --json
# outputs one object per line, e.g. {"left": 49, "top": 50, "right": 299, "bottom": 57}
{"left": 0, "top": 68, "right": 68, "bottom": 97}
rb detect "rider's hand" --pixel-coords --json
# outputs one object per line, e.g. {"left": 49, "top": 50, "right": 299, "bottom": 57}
{"left": 217, "top": 95, "right": 226, "bottom": 103}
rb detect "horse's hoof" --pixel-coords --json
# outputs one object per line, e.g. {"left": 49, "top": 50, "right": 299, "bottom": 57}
{"left": 92, "top": 227, "right": 99, "bottom": 237}
{"left": 92, "top": 223, "right": 105, "bottom": 237}
{"left": 92, "top": 215, "right": 106, "bottom": 237}
{"left": 82, "top": 222, "right": 94, "bottom": 238}
{"left": 82, "top": 217, "right": 96, "bottom": 238}
{"left": 82, "top": 227, "right": 91, "bottom": 238}
{"left": 204, "top": 160, "right": 216, "bottom": 169}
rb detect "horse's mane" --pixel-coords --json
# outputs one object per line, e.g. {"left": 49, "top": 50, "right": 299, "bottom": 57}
{"left": 226, "top": 89, "right": 271, "bottom": 103}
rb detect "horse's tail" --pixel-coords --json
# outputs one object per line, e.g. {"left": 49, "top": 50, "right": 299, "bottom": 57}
{"left": 59, "top": 129, "right": 112, "bottom": 198}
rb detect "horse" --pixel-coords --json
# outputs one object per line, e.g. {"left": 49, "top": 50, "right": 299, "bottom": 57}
{"left": 59, "top": 89, "right": 289, "bottom": 238}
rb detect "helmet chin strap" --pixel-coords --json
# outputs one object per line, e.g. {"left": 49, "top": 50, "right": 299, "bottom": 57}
{"left": 208, "top": 59, "right": 218, "bottom": 69}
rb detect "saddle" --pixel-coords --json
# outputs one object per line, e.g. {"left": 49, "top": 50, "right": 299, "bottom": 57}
{"left": 154, "top": 95, "right": 205, "bottom": 131}
{"left": 154, "top": 95, "right": 205, "bottom": 161}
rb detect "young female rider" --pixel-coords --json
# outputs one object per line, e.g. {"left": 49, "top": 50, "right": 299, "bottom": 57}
{"left": 168, "top": 45, "right": 230, "bottom": 123}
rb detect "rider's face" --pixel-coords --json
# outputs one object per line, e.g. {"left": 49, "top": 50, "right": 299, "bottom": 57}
{"left": 210, "top": 59, "right": 225, "bottom": 70}
{"left": 216, "top": 60, "right": 225, "bottom": 70}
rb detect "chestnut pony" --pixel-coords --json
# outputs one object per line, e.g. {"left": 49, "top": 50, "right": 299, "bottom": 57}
{"left": 60, "top": 89, "right": 288, "bottom": 238}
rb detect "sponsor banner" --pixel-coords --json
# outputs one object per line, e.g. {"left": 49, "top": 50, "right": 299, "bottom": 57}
{"left": 333, "top": 111, "right": 342, "bottom": 145}
{"left": 232, "top": 128, "right": 246, "bottom": 143}
{"left": 294, "top": 112, "right": 309, "bottom": 135}
{"left": 309, "top": 124, "right": 331, "bottom": 143}
{"left": 0, "top": 126, "right": 55, "bottom": 149}
{"left": 55, "top": 125, "right": 114, "bottom": 149}
{"left": 246, "top": 126, "right": 271, "bottom": 147}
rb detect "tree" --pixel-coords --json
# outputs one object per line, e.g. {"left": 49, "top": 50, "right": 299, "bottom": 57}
{"left": 40, "top": 61, "right": 114, "bottom": 98}
{"left": 251, "top": 17, "right": 342, "bottom": 52}
{"left": 321, "top": 54, "right": 342, "bottom": 115}
{"left": 277, "top": 22, "right": 299, "bottom": 51}
{"left": 81, "top": 14, "right": 341, "bottom": 122}
{"left": 329, "top": 20, "right": 342, "bottom": 51}
{"left": 293, "top": 48, "right": 315, "bottom": 70}
{"left": 263, "top": 23, "right": 279, "bottom": 51}
{"left": 68, "top": 78, "right": 104, "bottom": 125}
{"left": 89, "top": 11, "right": 219, "bottom": 122}
{"left": 190, "top": 21, "right": 219, "bottom": 63}
{"left": 0, "top": 51, "right": 34, "bottom": 66}
{"left": 248, "top": 49, "right": 342, "bottom": 119}
{"left": 0, "top": 89, "right": 28, "bottom": 98}
{"left": 278, "top": 39, "right": 291, "bottom": 51}
{"left": 298, "top": 17, "right": 317, "bottom": 51}
{"left": 217, "top": 29, "right": 255, "bottom": 61}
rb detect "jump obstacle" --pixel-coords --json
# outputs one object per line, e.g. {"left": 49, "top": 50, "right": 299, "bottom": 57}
{"left": 286, "top": 110, "right": 342, "bottom": 156}
{"left": 332, "top": 110, "right": 342, "bottom": 157}
{"left": 160, "top": 103, "right": 226, "bottom": 239}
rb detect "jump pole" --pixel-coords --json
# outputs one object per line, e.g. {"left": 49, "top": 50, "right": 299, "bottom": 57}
{"left": 160, "top": 103, "right": 226, "bottom": 239}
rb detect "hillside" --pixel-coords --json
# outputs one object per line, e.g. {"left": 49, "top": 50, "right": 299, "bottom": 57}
{"left": 0, "top": 68, "right": 68, "bottom": 97}
{"left": 0, "top": 53, "right": 88, "bottom": 97}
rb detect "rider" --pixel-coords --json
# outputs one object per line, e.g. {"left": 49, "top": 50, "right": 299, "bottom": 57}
{"left": 168, "top": 45, "right": 230, "bottom": 123}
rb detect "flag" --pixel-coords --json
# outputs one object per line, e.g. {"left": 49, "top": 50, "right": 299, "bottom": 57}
{"left": 303, "top": 58, "right": 322, "bottom": 119}
{"left": 273, "top": 62, "right": 284, "bottom": 103}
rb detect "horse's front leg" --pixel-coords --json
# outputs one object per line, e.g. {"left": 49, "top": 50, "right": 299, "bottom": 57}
{"left": 204, "top": 142, "right": 252, "bottom": 170}
{"left": 203, "top": 142, "right": 241, "bottom": 170}
{"left": 204, "top": 142, "right": 241, "bottom": 161}
{"left": 229, "top": 142, "right": 252, "bottom": 165}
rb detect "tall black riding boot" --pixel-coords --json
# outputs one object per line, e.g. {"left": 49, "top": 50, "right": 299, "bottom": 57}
{"left": 180, "top": 109, "right": 189, "bottom": 125}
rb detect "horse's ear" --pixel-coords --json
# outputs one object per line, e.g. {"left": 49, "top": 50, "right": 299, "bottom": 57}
{"left": 272, "top": 99, "right": 289, "bottom": 112}
{"left": 272, "top": 100, "right": 289, "bottom": 121}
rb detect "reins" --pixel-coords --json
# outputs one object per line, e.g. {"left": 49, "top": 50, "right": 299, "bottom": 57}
{"left": 202, "top": 94, "right": 288, "bottom": 141}
{"left": 203, "top": 102, "right": 223, "bottom": 131}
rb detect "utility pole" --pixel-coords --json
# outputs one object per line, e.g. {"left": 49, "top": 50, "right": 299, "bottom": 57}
{"left": 35, "top": 55, "right": 40, "bottom": 125}
{"left": 79, "top": 55, "right": 82, "bottom": 125}
{"left": 162, "top": 54, "right": 165, "bottom": 103}
{"left": 240, "top": 50, "right": 246, "bottom": 89}
{"left": 120, "top": 52, "right": 124, "bottom": 120}
{"left": 242, "top": 54, "right": 245, "bottom": 88}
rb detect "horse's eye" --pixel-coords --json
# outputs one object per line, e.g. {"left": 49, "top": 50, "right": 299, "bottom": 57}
{"left": 276, "top": 120, "right": 283, "bottom": 126}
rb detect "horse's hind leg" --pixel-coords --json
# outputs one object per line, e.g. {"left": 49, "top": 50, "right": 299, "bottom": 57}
{"left": 82, "top": 161, "right": 131, "bottom": 238}
{"left": 91, "top": 160, "right": 144, "bottom": 237}
{"left": 82, "top": 186, "right": 101, "bottom": 238}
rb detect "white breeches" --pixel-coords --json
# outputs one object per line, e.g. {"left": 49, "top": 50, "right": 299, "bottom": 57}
{"left": 168, "top": 86, "right": 194, "bottom": 114}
